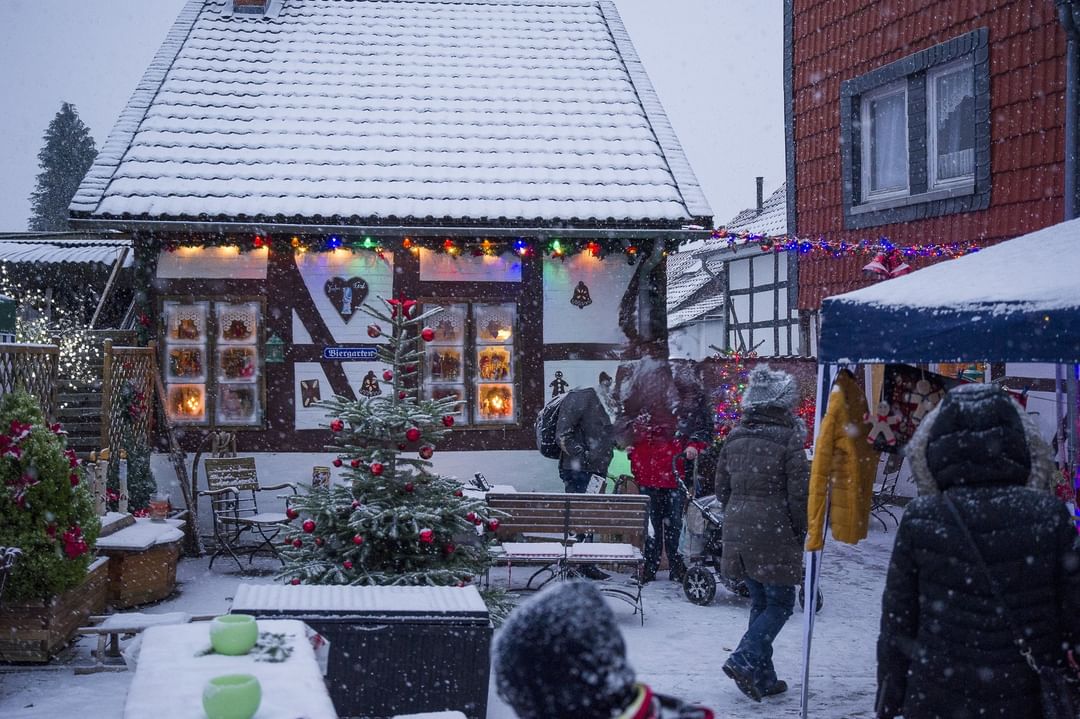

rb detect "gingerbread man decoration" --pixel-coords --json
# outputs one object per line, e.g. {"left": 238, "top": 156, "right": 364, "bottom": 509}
{"left": 865, "top": 401, "right": 901, "bottom": 447}
{"left": 904, "top": 378, "right": 944, "bottom": 425}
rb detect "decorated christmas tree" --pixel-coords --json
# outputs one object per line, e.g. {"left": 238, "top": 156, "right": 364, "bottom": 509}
{"left": 712, "top": 348, "right": 757, "bottom": 441}
{"left": 278, "top": 299, "right": 502, "bottom": 587}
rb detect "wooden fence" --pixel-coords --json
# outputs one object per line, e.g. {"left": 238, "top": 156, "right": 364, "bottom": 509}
{"left": 100, "top": 340, "right": 156, "bottom": 459}
{"left": 0, "top": 343, "right": 59, "bottom": 421}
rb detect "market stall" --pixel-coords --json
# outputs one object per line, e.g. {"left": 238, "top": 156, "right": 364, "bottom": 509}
{"left": 802, "top": 217, "right": 1080, "bottom": 718}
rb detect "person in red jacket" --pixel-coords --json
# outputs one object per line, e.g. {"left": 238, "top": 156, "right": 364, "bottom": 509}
{"left": 615, "top": 357, "right": 711, "bottom": 583}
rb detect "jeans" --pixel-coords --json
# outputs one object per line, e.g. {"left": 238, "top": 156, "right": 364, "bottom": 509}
{"left": 730, "top": 577, "right": 796, "bottom": 689}
{"left": 641, "top": 487, "right": 685, "bottom": 577}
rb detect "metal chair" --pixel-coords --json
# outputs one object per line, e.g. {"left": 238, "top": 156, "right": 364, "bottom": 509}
{"left": 0, "top": 546, "right": 21, "bottom": 608}
{"left": 199, "top": 457, "right": 297, "bottom": 571}
{"left": 871, "top": 453, "right": 904, "bottom": 530}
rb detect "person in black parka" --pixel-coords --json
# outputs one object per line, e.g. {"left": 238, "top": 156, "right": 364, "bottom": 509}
{"left": 876, "top": 384, "right": 1080, "bottom": 719}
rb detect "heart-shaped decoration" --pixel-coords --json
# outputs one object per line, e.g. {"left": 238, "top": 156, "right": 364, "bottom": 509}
{"left": 324, "top": 277, "right": 369, "bottom": 323}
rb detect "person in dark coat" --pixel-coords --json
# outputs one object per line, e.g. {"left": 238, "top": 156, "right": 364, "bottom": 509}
{"left": 614, "top": 357, "right": 711, "bottom": 583}
{"left": 876, "top": 383, "right": 1080, "bottom": 719}
{"left": 494, "top": 580, "right": 715, "bottom": 719}
{"left": 714, "top": 365, "right": 808, "bottom": 701}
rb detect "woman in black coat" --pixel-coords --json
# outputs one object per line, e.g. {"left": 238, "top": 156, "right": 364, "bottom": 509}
{"left": 876, "top": 384, "right": 1080, "bottom": 719}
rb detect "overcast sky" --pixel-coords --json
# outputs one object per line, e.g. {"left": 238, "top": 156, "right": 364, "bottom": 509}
{"left": 0, "top": 0, "right": 784, "bottom": 232}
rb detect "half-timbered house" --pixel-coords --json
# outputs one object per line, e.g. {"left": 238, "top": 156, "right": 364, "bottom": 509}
{"left": 69, "top": 0, "right": 711, "bottom": 454}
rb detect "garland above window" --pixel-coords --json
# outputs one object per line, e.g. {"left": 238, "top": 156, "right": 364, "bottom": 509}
{"left": 710, "top": 229, "right": 980, "bottom": 259}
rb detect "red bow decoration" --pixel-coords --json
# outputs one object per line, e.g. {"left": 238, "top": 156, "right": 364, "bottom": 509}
{"left": 387, "top": 298, "right": 418, "bottom": 318}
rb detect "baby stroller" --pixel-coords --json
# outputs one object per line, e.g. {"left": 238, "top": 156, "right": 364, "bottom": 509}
{"left": 675, "top": 452, "right": 823, "bottom": 613}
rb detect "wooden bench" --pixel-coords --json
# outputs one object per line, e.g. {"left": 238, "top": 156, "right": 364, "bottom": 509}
{"left": 485, "top": 492, "right": 650, "bottom": 620}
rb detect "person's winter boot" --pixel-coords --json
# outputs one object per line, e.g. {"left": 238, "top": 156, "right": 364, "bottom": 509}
{"left": 641, "top": 569, "right": 657, "bottom": 584}
{"left": 760, "top": 680, "right": 788, "bottom": 697}
{"left": 580, "top": 564, "right": 611, "bottom": 581}
{"left": 722, "top": 657, "right": 762, "bottom": 702}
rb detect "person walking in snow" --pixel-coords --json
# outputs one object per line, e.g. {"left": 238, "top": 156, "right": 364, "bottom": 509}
{"left": 556, "top": 378, "right": 616, "bottom": 580}
{"left": 614, "top": 356, "right": 710, "bottom": 583}
{"left": 714, "top": 365, "right": 808, "bottom": 701}
{"left": 876, "top": 384, "right": 1080, "bottom": 719}
{"left": 494, "top": 580, "right": 715, "bottom": 719}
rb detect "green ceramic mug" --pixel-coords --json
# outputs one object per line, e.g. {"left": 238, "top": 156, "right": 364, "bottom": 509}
{"left": 202, "top": 674, "right": 261, "bottom": 719}
{"left": 209, "top": 615, "right": 258, "bottom": 656}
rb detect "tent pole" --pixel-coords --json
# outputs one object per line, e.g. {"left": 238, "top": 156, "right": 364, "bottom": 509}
{"left": 800, "top": 361, "right": 835, "bottom": 719}
{"left": 1069, "top": 366, "right": 1079, "bottom": 524}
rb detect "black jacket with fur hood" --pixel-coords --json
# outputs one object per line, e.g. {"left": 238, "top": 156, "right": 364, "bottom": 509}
{"left": 876, "top": 384, "right": 1080, "bottom": 719}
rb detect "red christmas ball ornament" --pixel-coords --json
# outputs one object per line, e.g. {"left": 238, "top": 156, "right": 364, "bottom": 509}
{"left": 292, "top": 538, "right": 303, "bottom": 548}
{"left": 351, "top": 500, "right": 361, "bottom": 509}
{"left": 453, "top": 489, "right": 463, "bottom": 497}
{"left": 290, "top": 578, "right": 301, "bottom": 585}
{"left": 405, "top": 427, "right": 421, "bottom": 442}
{"left": 406, "top": 364, "right": 417, "bottom": 374}
{"left": 398, "top": 390, "right": 408, "bottom": 400}
{"left": 404, "top": 482, "right": 415, "bottom": 493}
{"left": 332, "top": 458, "right": 343, "bottom": 467}
{"left": 350, "top": 458, "right": 361, "bottom": 469}
{"left": 302, "top": 519, "right": 316, "bottom": 533}
{"left": 314, "top": 537, "right": 325, "bottom": 547}
{"left": 486, "top": 518, "right": 500, "bottom": 532}
{"left": 370, "top": 462, "right": 384, "bottom": 476}
{"left": 353, "top": 535, "right": 364, "bottom": 545}
{"left": 398, "top": 443, "right": 407, "bottom": 450}
{"left": 419, "top": 444, "right": 434, "bottom": 460}
{"left": 445, "top": 543, "right": 456, "bottom": 554}
{"left": 419, "top": 528, "right": 434, "bottom": 544}
{"left": 420, "top": 327, "right": 435, "bottom": 342}
{"left": 330, "top": 419, "right": 344, "bottom": 432}
{"left": 466, "top": 512, "right": 477, "bottom": 523}
{"left": 367, "top": 324, "right": 381, "bottom": 338}
{"left": 383, "top": 369, "right": 394, "bottom": 382}
{"left": 442, "top": 415, "right": 455, "bottom": 427}
{"left": 286, "top": 507, "right": 299, "bottom": 520}
{"left": 343, "top": 560, "right": 353, "bottom": 570}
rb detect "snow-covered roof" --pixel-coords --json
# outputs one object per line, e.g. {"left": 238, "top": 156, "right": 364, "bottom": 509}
{"left": 820, "top": 217, "right": 1080, "bottom": 363}
{"left": 71, "top": 0, "right": 711, "bottom": 230}
{"left": 723, "top": 181, "right": 787, "bottom": 237}
{"left": 666, "top": 246, "right": 724, "bottom": 329}
{"left": 0, "top": 233, "right": 132, "bottom": 267}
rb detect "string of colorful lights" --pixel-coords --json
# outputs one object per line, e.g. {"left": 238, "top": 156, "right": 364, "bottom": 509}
{"left": 711, "top": 229, "right": 980, "bottom": 258}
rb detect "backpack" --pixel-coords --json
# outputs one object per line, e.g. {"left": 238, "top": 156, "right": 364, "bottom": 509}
{"left": 535, "top": 392, "right": 569, "bottom": 459}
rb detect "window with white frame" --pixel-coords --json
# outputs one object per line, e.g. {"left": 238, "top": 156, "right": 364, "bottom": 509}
{"left": 860, "top": 81, "right": 909, "bottom": 200}
{"left": 841, "top": 29, "right": 988, "bottom": 229}
{"left": 927, "top": 58, "right": 976, "bottom": 189}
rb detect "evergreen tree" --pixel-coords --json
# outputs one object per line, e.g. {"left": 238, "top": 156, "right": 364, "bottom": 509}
{"left": 278, "top": 299, "right": 502, "bottom": 587}
{"left": 27, "top": 103, "right": 97, "bottom": 232}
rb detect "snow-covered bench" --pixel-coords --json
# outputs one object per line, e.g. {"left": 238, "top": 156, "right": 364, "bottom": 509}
{"left": 485, "top": 492, "right": 650, "bottom": 619}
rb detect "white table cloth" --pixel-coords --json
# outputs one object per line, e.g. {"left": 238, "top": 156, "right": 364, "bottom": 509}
{"left": 123, "top": 619, "right": 337, "bottom": 719}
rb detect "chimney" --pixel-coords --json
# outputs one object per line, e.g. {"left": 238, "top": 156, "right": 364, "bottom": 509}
{"left": 756, "top": 177, "right": 764, "bottom": 214}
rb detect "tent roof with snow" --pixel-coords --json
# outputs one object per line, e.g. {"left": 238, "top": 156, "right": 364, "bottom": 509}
{"left": 818, "top": 217, "right": 1080, "bottom": 364}
{"left": 69, "top": 0, "right": 711, "bottom": 232}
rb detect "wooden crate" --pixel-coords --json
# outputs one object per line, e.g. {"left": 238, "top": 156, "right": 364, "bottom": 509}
{"left": 99, "top": 540, "right": 181, "bottom": 609}
{"left": 0, "top": 557, "right": 109, "bottom": 663}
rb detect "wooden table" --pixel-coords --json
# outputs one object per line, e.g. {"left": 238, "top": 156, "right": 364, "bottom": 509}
{"left": 123, "top": 619, "right": 337, "bottom": 719}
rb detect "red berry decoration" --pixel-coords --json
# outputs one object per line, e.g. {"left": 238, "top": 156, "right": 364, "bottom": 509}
{"left": 366, "top": 324, "right": 381, "bottom": 338}
{"left": 343, "top": 560, "right": 353, "bottom": 570}
{"left": 286, "top": 507, "right": 299, "bottom": 520}
{"left": 404, "top": 482, "right": 415, "bottom": 493}
{"left": 291, "top": 578, "right": 301, "bottom": 585}
{"left": 330, "top": 419, "right": 344, "bottom": 432}
{"left": 314, "top": 537, "right": 325, "bottom": 547}
{"left": 487, "top": 518, "right": 500, "bottom": 532}
{"left": 419, "top": 444, "right": 434, "bottom": 460}
{"left": 292, "top": 538, "right": 303, "bottom": 548}
{"left": 350, "top": 458, "right": 361, "bottom": 469}
{"left": 302, "top": 519, "right": 316, "bottom": 533}
{"left": 420, "top": 327, "right": 435, "bottom": 342}
{"left": 466, "top": 512, "right": 477, "bottom": 523}
{"left": 442, "top": 415, "right": 455, "bottom": 427}
{"left": 398, "top": 443, "right": 407, "bottom": 450}
{"left": 370, "top": 462, "right": 384, "bottom": 476}
{"left": 332, "top": 458, "right": 343, "bottom": 467}
{"left": 405, "top": 427, "right": 421, "bottom": 442}
{"left": 353, "top": 535, "right": 364, "bottom": 545}
{"left": 383, "top": 370, "right": 394, "bottom": 381}
{"left": 419, "top": 528, "right": 434, "bottom": 544}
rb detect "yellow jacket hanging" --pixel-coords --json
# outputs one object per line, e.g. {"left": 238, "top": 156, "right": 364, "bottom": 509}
{"left": 805, "top": 370, "right": 880, "bottom": 551}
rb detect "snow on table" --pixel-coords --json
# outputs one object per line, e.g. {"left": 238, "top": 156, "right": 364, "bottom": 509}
{"left": 123, "top": 619, "right": 336, "bottom": 719}
{"left": 496, "top": 542, "right": 641, "bottom": 561}
{"left": 96, "top": 518, "right": 184, "bottom": 551}
{"left": 232, "top": 582, "right": 487, "bottom": 616}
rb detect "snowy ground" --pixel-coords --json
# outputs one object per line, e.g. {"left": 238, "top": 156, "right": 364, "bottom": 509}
{"left": 0, "top": 513, "right": 900, "bottom": 718}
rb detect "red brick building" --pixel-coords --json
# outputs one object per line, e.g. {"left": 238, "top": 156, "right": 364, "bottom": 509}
{"left": 785, "top": 0, "right": 1080, "bottom": 352}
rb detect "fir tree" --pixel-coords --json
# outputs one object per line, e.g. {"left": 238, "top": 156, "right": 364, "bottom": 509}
{"left": 27, "top": 103, "right": 97, "bottom": 232}
{"left": 278, "top": 299, "right": 502, "bottom": 587}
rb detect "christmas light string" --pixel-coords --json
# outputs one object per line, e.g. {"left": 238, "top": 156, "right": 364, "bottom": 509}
{"left": 710, "top": 229, "right": 981, "bottom": 259}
